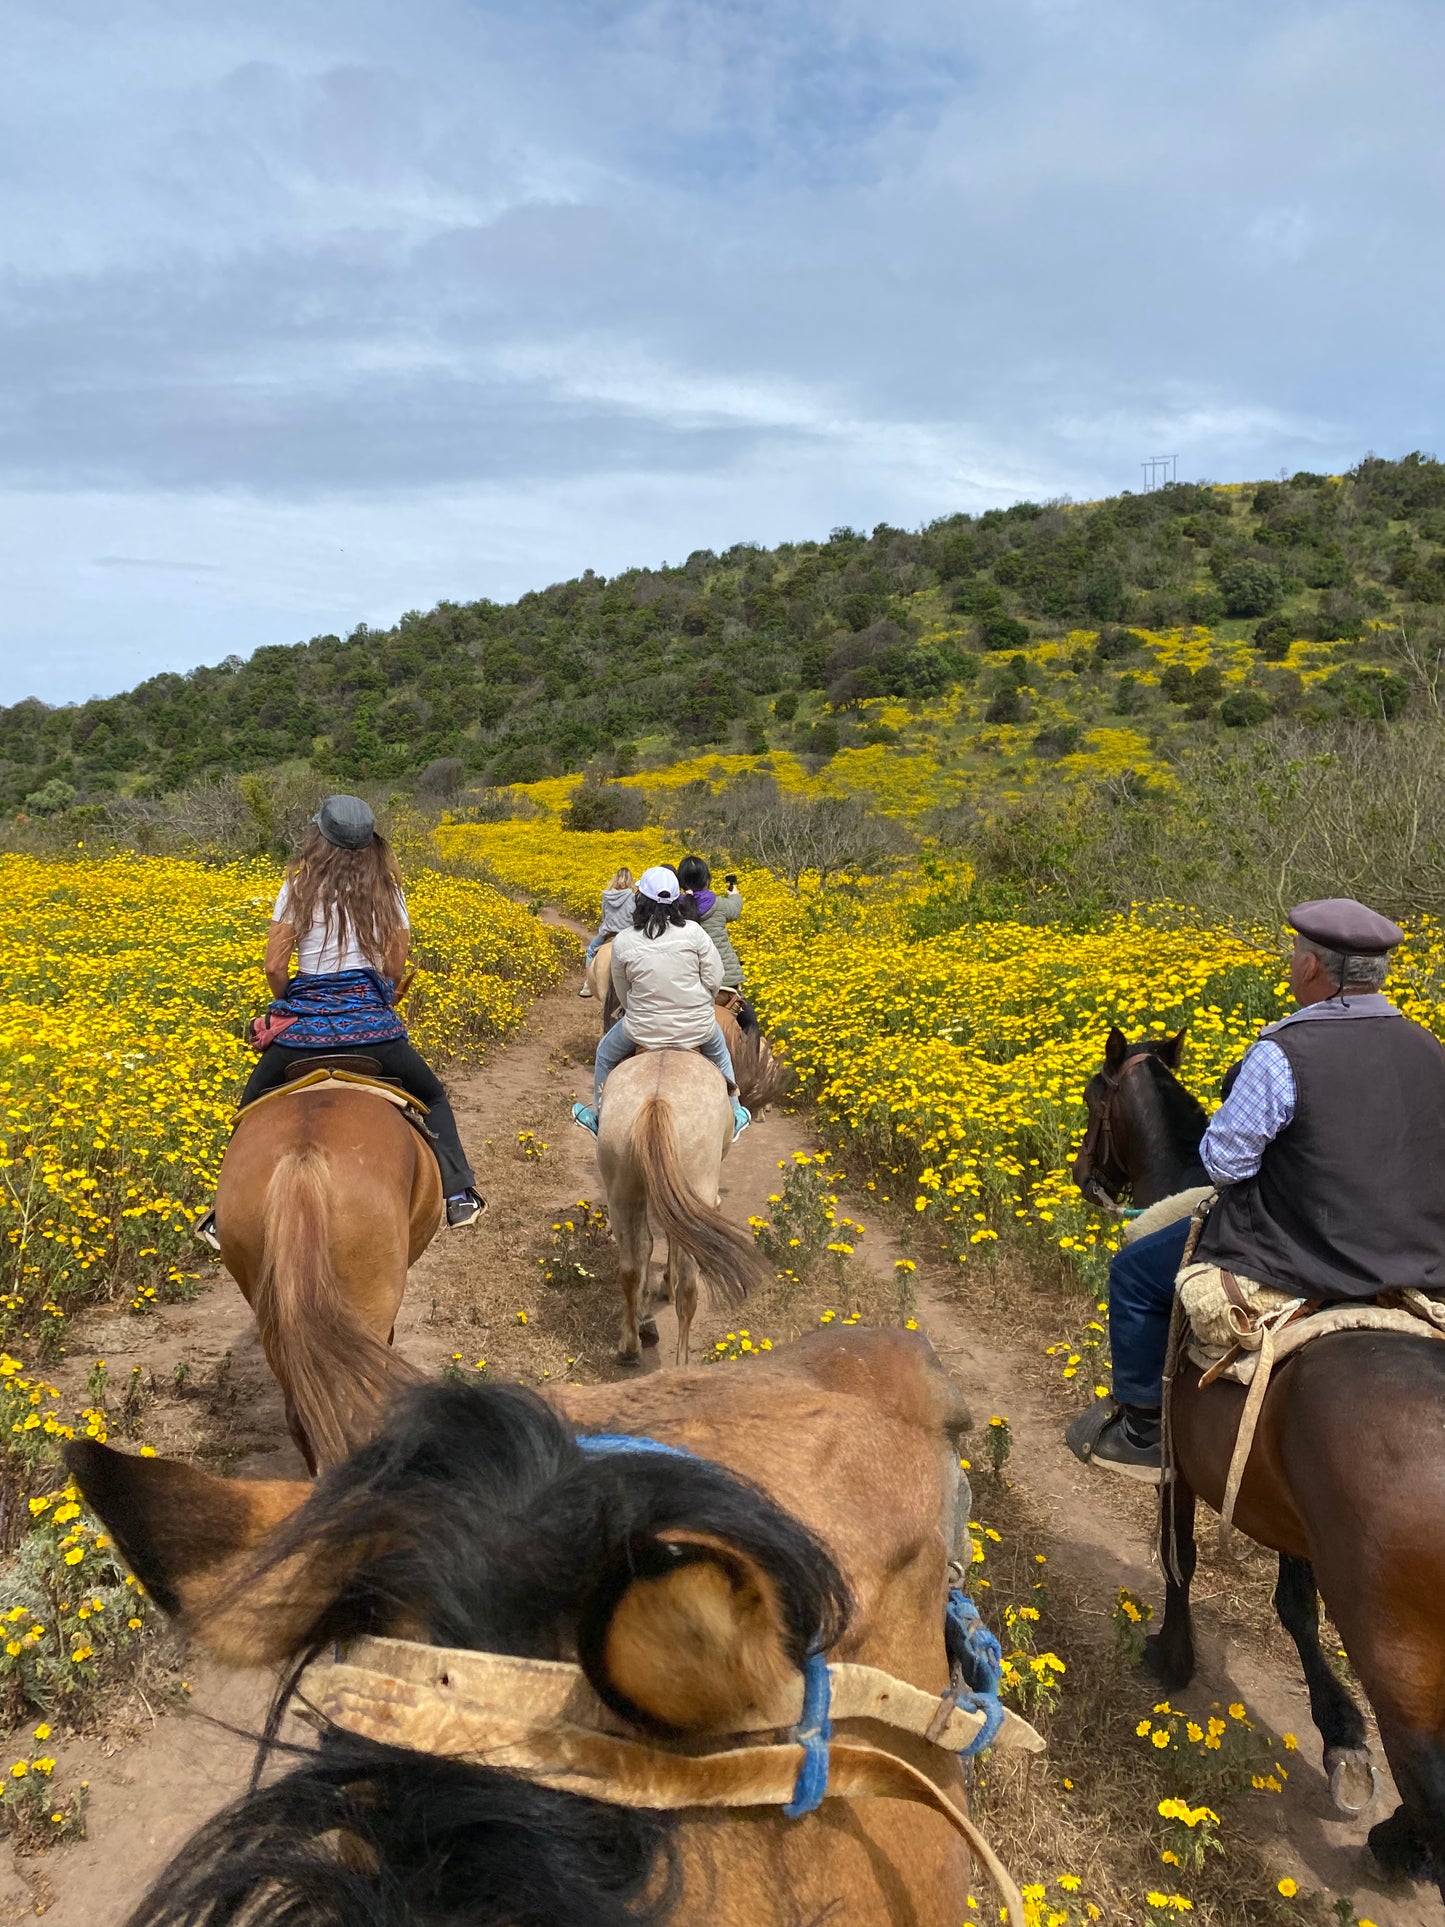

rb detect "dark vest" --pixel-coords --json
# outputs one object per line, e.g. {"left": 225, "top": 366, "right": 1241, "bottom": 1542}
{"left": 1197, "top": 1013, "right": 1445, "bottom": 1301}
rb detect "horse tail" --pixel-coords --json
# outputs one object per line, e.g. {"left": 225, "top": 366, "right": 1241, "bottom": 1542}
{"left": 253, "top": 1146, "right": 412, "bottom": 1469}
{"left": 729, "top": 1021, "right": 790, "bottom": 1118}
{"left": 634, "top": 1095, "right": 768, "bottom": 1308}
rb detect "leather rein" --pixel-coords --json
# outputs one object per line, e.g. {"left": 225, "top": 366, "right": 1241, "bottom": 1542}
{"left": 1075, "top": 1051, "right": 1155, "bottom": 1215}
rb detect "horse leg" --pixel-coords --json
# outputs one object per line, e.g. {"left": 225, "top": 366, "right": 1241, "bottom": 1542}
{"left": 612, "top": 1197, "right": 652, "bottom": 1365}
{"left": 673, "top": 1248, "right": 699, "bottom": 1368}
{"left": 1271, "top": 1554, "right": 1375, "bottom": 1813}
{"left": 1363, "top": 1717, "right": 1445, "bottom": 1897}
{"left": 1145, "top": 1474, "right": 1197, "bottom": 1690}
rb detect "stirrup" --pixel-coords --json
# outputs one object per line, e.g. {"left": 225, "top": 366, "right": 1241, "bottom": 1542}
{"left": 193, "top": 1209, "right": 221, "bottom": 1253}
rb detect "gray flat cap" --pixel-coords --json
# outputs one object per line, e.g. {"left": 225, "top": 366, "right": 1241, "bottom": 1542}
{"left": 314, "top": 794, "right": 376, "bottom": 849}
{"left": 1289, "top": 897, "right": 1404, "bottom": 954}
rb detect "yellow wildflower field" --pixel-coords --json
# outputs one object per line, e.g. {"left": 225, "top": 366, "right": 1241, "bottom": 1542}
{"left": 0, "top": 853, "right": 568, "bottom": 1326}
{"left": 444, "top": 806, "right": 1445, "bottom": 1283}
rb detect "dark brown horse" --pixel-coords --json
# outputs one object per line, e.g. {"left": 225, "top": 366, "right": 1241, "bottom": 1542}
{"left": 1075, "top": 1027, "right": 1445, "bottom": 1899}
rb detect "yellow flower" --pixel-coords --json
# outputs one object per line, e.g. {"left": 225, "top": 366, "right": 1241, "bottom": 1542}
{"left": 1227, "top": 1701, "right": 1246, "bottom": 1719}
{"left": 32, "top": 1725, "right": 50, "bottom": 1741}
{"left": 1151, "top": 1730, "right": 1171, "bottom": 1749}
{"left": 1276, "top": 1878, "right": 1298, "bottom": 1898}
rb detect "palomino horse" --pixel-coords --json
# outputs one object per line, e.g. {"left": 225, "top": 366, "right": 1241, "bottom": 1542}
{"left": 1076, "top": 1026, "right": 1445, "bottom": 1897}
{"left": 215, "top": 1077, "right": 442, "bottom": 1472}
{"left": 597, "top": 1049, "right": 769, "bottom": 1364}
{"left": 66, "top": 1326, "right": 1035, "bottom": 1927}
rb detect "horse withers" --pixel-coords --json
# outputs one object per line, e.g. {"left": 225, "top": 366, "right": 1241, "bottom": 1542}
{"left": 597, "top": 1049, "right": 768, "bottom": 1364}
{"left": 65, "top": 1325, "right": 1030, "bottom": 1927}
{"left": 1075, "top": 1028, "right": 1445, "bottom": 1899}
{"left": 214, "top": 1071, "right": 442, "bottom": 1473}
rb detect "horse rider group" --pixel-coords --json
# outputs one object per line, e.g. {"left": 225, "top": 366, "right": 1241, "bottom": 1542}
{"left": 195, "top": 798, "right": 750, "bottom": 1249}
{"left": 1071, "top": 895, "right": 1445, "bottom": 1479}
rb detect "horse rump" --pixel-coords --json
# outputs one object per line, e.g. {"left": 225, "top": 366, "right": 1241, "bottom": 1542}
{"left": 256, "top": 1146, "right": 417, "bottom": 1470}
{"left": 633, "top": 1095, "right": 770, "bottom": 1307}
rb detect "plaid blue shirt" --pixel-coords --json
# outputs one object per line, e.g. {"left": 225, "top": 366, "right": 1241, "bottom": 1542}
{"left": 1200, "top": 994, "right": 1402, "bottom": 1182}
{"left": 1200, "top": 1043, "right": 1295, "bottom": 1182}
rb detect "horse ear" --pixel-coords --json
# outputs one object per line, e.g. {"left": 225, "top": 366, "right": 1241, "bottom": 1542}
{"left": 583, "top": 1529, "right": 797, "bottom": 1736}
{"left": 65, "top": 1441, "right": 329, "bottom": 1666}
{"left": 1104, "top": 1026, "right": 1128, "bottom": 1071}
{"left": 1162, "top": 1027, "right": 1188, "bottom": 1069}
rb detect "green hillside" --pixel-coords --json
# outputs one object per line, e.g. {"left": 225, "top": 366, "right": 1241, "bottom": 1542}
{"left": 5, "top": 453, "right": 1445, "bottom": 814}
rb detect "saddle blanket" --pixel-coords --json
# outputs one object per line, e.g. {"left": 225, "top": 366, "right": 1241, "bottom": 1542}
{"left": 1177, "top": 1260, "right": 1445, "bottom": 1386}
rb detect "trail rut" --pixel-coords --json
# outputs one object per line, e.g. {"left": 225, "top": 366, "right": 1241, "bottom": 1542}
{"left": 8, "top": 968, "right": 1440, "bottom": 1927}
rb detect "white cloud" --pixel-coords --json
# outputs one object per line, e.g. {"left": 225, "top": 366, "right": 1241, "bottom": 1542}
{"left": 2, "top": 0, "right": 1444, "bottom": 702}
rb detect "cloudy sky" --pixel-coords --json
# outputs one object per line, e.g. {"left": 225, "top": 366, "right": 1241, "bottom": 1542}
{"left": 4, "top": 0, "right": 1442, "bottom": 705}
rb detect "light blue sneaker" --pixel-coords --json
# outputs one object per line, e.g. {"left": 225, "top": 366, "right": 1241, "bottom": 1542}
{"left": 732, "top": 1101, "right": 751, "bottom": 1140}
{"left": 572, "top": 1102, "right": 599, "bottom": 1137}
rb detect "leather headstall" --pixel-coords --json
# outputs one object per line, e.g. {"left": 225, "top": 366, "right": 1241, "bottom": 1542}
{"left": 298, "top": 1636, "right": 1043, "bottom": 1921}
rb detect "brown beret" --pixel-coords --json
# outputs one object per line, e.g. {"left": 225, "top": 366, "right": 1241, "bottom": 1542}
{"left": 1288, "top": 897, "right": 1404, "bottom": 954}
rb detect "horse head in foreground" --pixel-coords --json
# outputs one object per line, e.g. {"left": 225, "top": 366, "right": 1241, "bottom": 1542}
{"left": 214, "top": 1068, "right": 442, "bottom": 1471}
{"left": 597, "top": 1050, "right": 770, "bottom": 1363}
{"left": 69, "top": 1327, "right": 1036, "bottom": 1927}
{"left": 1076, "top": 1030, "right": 1445, "bottom": 1900}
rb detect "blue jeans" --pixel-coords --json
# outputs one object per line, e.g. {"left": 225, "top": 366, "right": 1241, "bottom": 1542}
{"left": 593, "top": 1019, "right": 736, "bottom": 1108}
{"left": 1108, "top": 1216, "right": 1192, "bottom": 1408}
{"left": 584, "top": 931, "right": 611, "bottom": 963}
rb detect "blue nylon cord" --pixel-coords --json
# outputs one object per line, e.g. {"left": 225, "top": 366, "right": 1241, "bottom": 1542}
{"left": 782, "top": 1648, "right": 833, "bottom": 1817}
{"left": 945, "top": 1589, "right": 1006, "bottom": 1758}
{"left": 575, "top": 1433, "right": 694, "bottom": 1460}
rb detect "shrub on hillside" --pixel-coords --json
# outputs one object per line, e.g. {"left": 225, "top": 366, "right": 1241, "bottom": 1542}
{"left": 563, "top": 780, "right": 649, "bottom": 833}
{"left": 1216, "top": 558, "right": 1283, "bottom": 617}
{"left": 1220, "top": 690, "right": 1272, "bottom": 728}
{"left": 977, "top": 614, "right": 1031, "bottom": 652}
{"left": 1252, "top": 615, "right": 1293, "bottom": 660}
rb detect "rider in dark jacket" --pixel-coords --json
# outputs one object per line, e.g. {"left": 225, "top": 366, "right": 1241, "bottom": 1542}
{"left": 1073, "top": 897, "right": 1445, "bottom": 1479}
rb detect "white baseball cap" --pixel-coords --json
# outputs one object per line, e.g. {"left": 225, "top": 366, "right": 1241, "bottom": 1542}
{"left": 638, "top": 865, "right": 681, "bottom": 902}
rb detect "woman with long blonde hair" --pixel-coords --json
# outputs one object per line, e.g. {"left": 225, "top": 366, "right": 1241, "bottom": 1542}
{"left": 195, "top": 794, "right": 484, "bottom": 1245}
{"left": 579, "top": 864, "right": 637, "bottom": 997}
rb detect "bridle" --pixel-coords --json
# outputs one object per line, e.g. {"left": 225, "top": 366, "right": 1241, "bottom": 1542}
{"left": 1075, "top": 1049, "right": 1155, "bottom": 1215}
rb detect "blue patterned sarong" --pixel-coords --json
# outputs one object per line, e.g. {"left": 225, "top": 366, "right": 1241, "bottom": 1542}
{"left": 267, "top": 969, "right": 408, "bottom": 1050}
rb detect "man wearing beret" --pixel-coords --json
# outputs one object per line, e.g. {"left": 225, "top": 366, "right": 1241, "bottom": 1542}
{"left": 1072, "top": 897, "right": 1445, "bottom": 1479}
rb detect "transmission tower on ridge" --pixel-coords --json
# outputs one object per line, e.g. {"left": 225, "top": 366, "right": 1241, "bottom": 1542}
{"left": 1141, "top": 454, "right": 1179, "bottom": 491}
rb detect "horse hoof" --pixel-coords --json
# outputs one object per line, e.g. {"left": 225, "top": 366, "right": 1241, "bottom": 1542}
{"left": 1367, "top": 1805, "right": 1430, "bottom": 1881}
{"left": 1326, "top": 1748, "right": 1379, "bottom": 1816}
{"left": 639, "top": 1319, "right": 660, "bottom": 1348}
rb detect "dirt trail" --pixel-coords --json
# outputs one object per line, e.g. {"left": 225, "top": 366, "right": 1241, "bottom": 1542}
{"left": 10, "top": 963, "right": 1442, "bottom": 1926}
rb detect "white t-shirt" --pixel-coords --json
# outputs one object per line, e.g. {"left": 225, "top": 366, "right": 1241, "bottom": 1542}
{"left": 273, "top": 880, "right": 408, "bottom": 977}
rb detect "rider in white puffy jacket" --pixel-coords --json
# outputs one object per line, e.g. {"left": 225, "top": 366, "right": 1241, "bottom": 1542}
{"left": 571, "top": 866, "right": 750, "bottom": 1138}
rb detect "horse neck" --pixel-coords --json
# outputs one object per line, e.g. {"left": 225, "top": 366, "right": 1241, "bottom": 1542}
{"left": 1117, "top": 1064, "right": 1208, "bottom": 1208}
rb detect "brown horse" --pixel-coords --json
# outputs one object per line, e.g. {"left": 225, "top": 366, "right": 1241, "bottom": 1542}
{"left": 215, "top": 1081, "right": 442, "bottom": 1472}
{"left": 596, "top": 1049, "right": 769, "bottom": 1364}
{"left": 65, "top": 1325, "right": 1035, "bottom": 1927}
{"left": 1076, "top": 1029, "right": 1445, "bottom": 1898}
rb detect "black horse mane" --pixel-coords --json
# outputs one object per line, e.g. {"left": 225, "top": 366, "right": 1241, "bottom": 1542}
{"left": 1133, "top": 1042, "right": 1208, "bottom": 1155}
{"left": 125, "top": 1382, "right": 851, "bottom": 1927}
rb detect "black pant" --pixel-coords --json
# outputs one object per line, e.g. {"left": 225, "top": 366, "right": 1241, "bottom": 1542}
{"left": 240, "top": 1040, "right": 475, "bottom": 1196}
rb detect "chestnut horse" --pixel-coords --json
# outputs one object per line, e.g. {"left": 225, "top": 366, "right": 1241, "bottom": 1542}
{"left": 1076, "top": 1028, "right": 1445, "bottom": 1898}
{"left": 214, "top": 1081, "right": 442, "bottom": 1472}
{"left": 596, "top": 1049, "right": 769, "bottom": 1364}
{"left": 65, "top": 1326, "right": 1034, "bottom": 1927}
